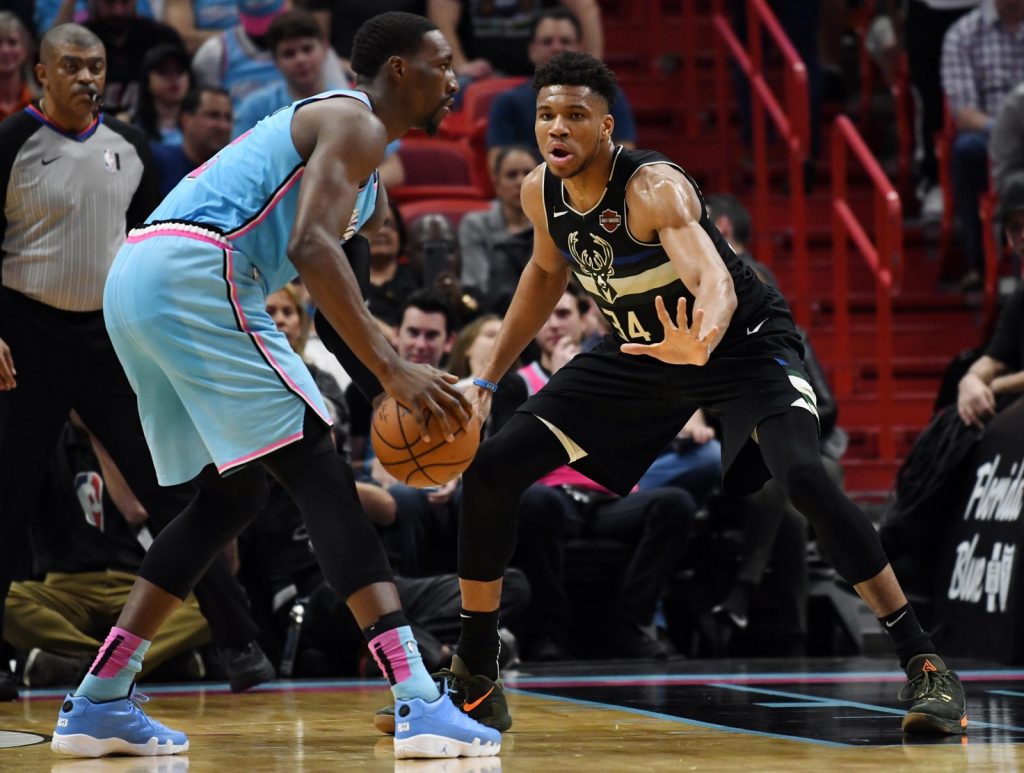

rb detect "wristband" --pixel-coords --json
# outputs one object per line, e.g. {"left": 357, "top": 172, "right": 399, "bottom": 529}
{"left": 472, "top": 376, "right": 498, "bottom": 392}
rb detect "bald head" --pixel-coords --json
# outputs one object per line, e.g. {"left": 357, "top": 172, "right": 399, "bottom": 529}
{"left": 40, "top": 23, "right": 103, "bottom": 65}
{"left": 35, "top": 23, "right": 106, "bottom": 131}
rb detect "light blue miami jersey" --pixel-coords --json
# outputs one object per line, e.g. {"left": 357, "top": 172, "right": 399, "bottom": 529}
{"left": 148, "top": 89, "right": 380, "bottom": 294}
{"left": 222, "top": 26, "right": 284, "bottom": 106}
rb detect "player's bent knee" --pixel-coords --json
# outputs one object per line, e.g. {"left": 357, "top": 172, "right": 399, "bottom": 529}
{"left": 463, "top": 439, "right": 518, "bottom": 497}
{"left": 776, "top": 462, "right": 832, "bottom": 517}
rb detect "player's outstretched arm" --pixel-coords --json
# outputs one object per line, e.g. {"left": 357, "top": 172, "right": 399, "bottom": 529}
{"left": 471, "top": 166, "right": 571, "bottom": 420}
{"left": 287, "top": 100, "right": 470, "bottom": 441}
{"left": 620, "top": 166, "right": 737, "bottom": 365}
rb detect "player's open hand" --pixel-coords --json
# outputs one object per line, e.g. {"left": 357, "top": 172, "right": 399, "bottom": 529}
{"left": 385, "top": 359, "right": 472, "bottom": 444}
{"left": 0, "top": 336, "right": 15, "bottom": 390}
{"left": 620, "top": 296, "right": 717, "bottom": 366}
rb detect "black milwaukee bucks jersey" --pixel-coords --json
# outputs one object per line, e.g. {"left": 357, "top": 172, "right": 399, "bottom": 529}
{"left": 541, "top": 146, "right": 784, "bottom": 349}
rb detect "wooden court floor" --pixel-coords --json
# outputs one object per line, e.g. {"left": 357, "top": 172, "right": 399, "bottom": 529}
{"left": 2, "top": 657, "right": 1023, "bottom": 772}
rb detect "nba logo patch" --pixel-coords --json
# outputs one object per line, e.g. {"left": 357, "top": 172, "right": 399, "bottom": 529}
{"left": 103, "top": 149, "right": 120, "bottom": 174}
{"left": 599, "top": 208, "right": 621, "bottom": 233}
{"left": 74, "top": 471, "right": 105, "bottom": 531}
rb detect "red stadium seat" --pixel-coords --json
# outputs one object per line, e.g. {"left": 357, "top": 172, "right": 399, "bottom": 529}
{"left": 398, "top": 197, "right": 492, "bottom": 232}
{"left": 463, "top": 76, "right": 529, "bottom": 134}
{"left": 438, "top": 76, "right": 529, "bottom": 140}
{"left": 388, "top": 138, "right": 486, "bottom": 202}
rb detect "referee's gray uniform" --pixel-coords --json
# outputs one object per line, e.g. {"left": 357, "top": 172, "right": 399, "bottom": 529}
{"left": 0, "top": 107, "right": 261, "bottom": 662}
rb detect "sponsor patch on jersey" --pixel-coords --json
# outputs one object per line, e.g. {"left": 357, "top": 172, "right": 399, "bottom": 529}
{"left": 599, "top": 208, "right": 621, "bottom": 233}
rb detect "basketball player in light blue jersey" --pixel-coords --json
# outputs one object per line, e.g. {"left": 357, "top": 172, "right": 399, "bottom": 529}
{"left": 51, "top": 12, "right": 500, "bottom": 761}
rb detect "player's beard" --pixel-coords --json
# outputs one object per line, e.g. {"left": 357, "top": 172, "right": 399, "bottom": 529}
{"left": 421, "top": 107, "right": 445, "bottom": 136}
{"left": 555, "top": 140, "right": 601, "bottom": 179}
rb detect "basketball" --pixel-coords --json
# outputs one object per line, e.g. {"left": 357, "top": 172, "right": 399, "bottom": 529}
{"left": 371, "top": 396, "right": 481, "bottom": 487}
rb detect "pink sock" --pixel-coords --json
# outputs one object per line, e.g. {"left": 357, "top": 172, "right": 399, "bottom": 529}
{"left": 75, "top": 627, "right": 151, "bottom": 701}
{"left": 368, "top": 625, "right": 437, "bottom": 701}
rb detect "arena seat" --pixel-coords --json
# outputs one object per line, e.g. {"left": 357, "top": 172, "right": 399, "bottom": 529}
{"left": 389, "top": 138, "right": 485, "bottom": 202}
{"left": 398, "top": 197, "right": 492, "bottom": 232}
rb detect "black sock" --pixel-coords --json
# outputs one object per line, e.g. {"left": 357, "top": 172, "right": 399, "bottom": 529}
{"left": 362, "top": 610, "right": 409, "bottom": 641}
{"left": 879, "top": 603, "right": 935, "bottom": 670}
{"left": 455, "top": 608, "right": 500, "bottom": 680}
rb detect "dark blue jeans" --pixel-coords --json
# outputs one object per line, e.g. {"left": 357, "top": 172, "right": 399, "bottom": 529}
{"left": 951, "top": 130, "right": 990, "bottom": 273}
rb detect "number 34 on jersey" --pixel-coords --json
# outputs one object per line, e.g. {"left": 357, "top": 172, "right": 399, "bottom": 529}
{"left": 601, "top": 307, "right": 653, "bottom": 342}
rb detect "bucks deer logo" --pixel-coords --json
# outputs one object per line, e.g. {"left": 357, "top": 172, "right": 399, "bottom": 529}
{"left": 568, "top": 231, "right": 617, "bottom": 303}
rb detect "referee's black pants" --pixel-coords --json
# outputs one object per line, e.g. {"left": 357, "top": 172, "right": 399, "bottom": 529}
{"left": 0, "top": 289, "right": 259, "bottom": 650}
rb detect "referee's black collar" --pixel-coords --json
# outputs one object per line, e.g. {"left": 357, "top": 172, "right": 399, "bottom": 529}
{"left": 24, "top": 102, "right": 103, "bottom": 142}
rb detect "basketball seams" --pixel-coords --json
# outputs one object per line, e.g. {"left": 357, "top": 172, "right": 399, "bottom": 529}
{"left": 372, "top": 397, "right": 480, "bottom": 487}
{"left": 392, "top": 400, "right": 438, "bottom": 485}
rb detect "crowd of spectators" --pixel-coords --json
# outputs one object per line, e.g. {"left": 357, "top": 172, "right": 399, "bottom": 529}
{"left": 1, "top": 0, "right": 1022, "bottom": 699}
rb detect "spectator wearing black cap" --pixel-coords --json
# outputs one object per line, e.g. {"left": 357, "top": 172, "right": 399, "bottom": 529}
{"left": 957, "top": 171, "right": 1024, "bottom": 428}
{"left": 150, "top": 86, "right": 233, "bottom": 197}
{"left": 132, "top": 44, "right": 192, "bottom": 145}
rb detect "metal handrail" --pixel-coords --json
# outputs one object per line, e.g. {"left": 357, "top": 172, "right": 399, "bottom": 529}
{"left": 711, "top": 0, "right": 810, "bottom": 327}
{"left": 832, "top": 115, "right": 903, "bottom": 461}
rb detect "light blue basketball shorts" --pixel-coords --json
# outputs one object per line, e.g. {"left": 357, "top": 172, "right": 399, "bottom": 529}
{"left": 103, "top": 223, "right": 332, "bottom": 486}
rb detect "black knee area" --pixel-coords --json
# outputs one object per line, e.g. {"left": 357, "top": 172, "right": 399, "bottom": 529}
{"left": 263, "top": 431, "right": 395, "bottom": 599}
{"left": 139, "top": 464, "right": 270, "bottom": 599}
{"left": 757, "top": 410, "right": 889, "bottom": 586}
{"left": 773, "top": 458, "right": 887, "bottom": 585}
{"left": 459, "top": 413, "right": 568, "bottom": 581}
{"left": 775, "top": 461, "right": 831, "bottom": 518}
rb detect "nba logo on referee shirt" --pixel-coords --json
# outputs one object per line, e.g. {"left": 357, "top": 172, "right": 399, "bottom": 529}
{"left": 103, "top": 149, "right": 120, "bottom": 173}
{"left": 599, "top": 208, "right": 621, "bottom": 233}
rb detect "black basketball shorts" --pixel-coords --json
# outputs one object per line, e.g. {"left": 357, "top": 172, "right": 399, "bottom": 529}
{"left": 518, "top": 314, "right": 818, "bottom": 496}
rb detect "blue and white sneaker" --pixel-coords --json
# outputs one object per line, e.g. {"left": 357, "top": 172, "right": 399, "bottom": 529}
{"left": 51, "top": 689, "right": 189, "bottom": 757}
{"left": 394, "top": 686, "right": 501, "bottom": 759}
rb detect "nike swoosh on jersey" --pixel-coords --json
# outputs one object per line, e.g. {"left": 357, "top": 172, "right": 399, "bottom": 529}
{"left": 746, "top": 318, "right": 769, "bottom": 335}
{"left": 553, "top": 211, "right": 568, "bottom": 217}
{"left": 41, "top": 157, "right": 61, "bottom": 166}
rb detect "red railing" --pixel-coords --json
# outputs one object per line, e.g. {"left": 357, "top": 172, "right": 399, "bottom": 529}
{"left": 711, "top": 0, "right": 810, "bottom": 327}
{"left": 832, "top": 115, "right": 902, "bottom": 461}
{"left": 979, "top": 189, "right": 1002, "bottom": 331}
{"left": 855, "top": 0, "right": 912, "bottom": 196}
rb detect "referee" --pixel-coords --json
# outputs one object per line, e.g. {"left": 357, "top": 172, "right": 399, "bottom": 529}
{"left": 0, "top": 24, "right": 271, "bottom": 700}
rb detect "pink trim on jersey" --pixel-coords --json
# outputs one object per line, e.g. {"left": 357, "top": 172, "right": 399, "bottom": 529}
{"left": 127, "top": 226, "right": 230, "bottom": 249}
{"left": 223, "top": 249, "right": 332, "bottom": 426}
{"left": 89, "top": 627, "right": 147, "bottom": 678}
{"left": 217, "top": 430, "right": 305, "bottom": 474}
{"left": 369, "top": 628, "right": 413, "bottom": 684}
{"left": 227, "top": 166, "right": 305, "bottom": 240}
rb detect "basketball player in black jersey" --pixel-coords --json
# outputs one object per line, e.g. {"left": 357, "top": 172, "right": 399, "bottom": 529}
{"left": 437, "top": 52, "right": 967, "bottom": 737}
